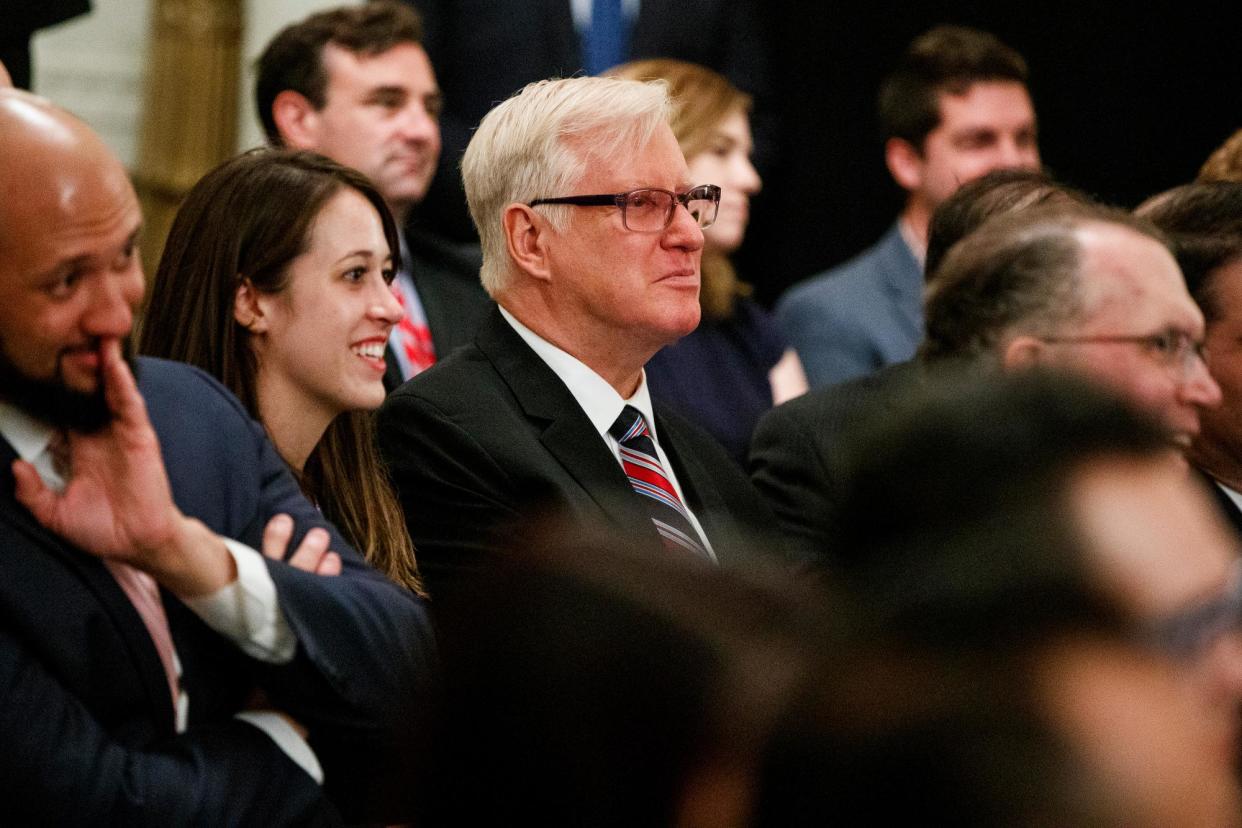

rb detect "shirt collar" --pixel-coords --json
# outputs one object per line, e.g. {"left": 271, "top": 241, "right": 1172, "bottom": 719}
{"left": 0, "top": 400, "right": 54, "bottom": 464}
{"left": 498, "top": 306, "right": 659, "bottom": 441}
{"left": 897, "top": 214, "right": 928, "bottom": 268}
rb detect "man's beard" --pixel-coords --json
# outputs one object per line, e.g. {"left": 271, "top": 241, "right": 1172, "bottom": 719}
{"left": 0, "top": 338, "right": 135, "bottom": 434}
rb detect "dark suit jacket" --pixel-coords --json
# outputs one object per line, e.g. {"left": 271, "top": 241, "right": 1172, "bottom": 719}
{"left": 0, "top": 358, "right": 437, "bottom": 825}
{"left": 377, "top": 309, "right": 779, "bottom": 599}
{"left": 383, "top": 229, "right": 494, "bottom": 392}
{"left": 776, "top": 222, "right": 924, "bottom": 388}
{"left": 1196, "top": 467, "right": 1242, "bottom": 538}
{"left": 407, "top": 0, "right": 771, "bottom": 243}
{"left": 749, "top": 360, "right": 925, "bottom": 565}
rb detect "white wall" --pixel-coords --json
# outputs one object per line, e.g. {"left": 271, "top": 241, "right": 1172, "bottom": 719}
{"left": 30, "top": 0, "right": 363, "bottom": 166}
{"left": 32, "top": 0, "right": 152, "bottom": 168}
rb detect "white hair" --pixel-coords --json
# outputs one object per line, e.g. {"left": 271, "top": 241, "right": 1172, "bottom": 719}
{"left": 461, "top": 75, "right": 672, "bottom": 296}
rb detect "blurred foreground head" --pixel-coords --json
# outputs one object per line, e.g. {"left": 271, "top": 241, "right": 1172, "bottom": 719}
{"left": 425, "top": 521, "right": 832, "bottom": 827}
{"left": 824, "top": 371, "right": 1242, "bottom": 824}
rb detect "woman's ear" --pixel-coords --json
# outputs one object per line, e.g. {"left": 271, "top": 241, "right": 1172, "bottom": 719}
{"left": 233, "top": 278, "right": 269, "bottom": 333}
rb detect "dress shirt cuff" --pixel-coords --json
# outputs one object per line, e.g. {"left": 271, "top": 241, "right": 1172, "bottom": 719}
{"left": 235, "top": 711, "right": 324, "bottom": 784}
{"left": 182, "top": 538, "right": 297, "bottom": 664}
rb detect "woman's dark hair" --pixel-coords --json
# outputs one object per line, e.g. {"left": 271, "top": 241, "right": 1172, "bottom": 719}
{"left": 140, "top": 148, "right": 423, "bottom": 594}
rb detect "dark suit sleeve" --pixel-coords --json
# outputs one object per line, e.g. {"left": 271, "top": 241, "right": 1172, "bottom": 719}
{"left": 0, "top": 630, "right": 333, "bottom": 825}
{"left": 748, "top": 400, "right": 838, "bottom": 565}
{"left": 141, "top": 359, "right": 437, "bottom": 822}
{"left": 146, "top": 361, "right": 436, "bottom": 729}
{"left": 377, "top": 390, "right": 525, "bottom": 599}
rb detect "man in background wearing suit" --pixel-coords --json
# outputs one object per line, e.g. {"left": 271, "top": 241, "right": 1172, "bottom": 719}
{"left": 402, "top": 0, "right": 770, "bottom": 246}
{"left": 777, "top": 25, "right": 1041, "bottom": 388}
{"left": 0, "top": 89, "right": 435, "bottom": 823}
{"left": 378, "top": 76, "right": 777, "bottom": 600}
{"left": 257, "top": 1, "right": 492, "bottom": 390}
{"left": 753, "top": 206, "right": 1222, "bottom": 564}
{"left": 1140, "top": 182, "right": 1242, "bottom": 535}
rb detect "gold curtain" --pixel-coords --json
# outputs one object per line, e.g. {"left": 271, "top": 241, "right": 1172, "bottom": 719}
{"left": 133, "top": 0, "right": 242, "bottom": 286}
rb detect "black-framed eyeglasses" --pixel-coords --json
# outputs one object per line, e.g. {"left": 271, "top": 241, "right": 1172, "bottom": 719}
{"left": 527, "top": 184, "right": 721, "bottom": 232}
{"left": 1140, "top": 561, "right": 1242, "bottom": 661}
{"left": 1040, "top": 330, "right": 1206, "bottom": 377}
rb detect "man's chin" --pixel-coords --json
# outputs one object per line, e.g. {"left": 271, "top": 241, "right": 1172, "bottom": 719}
{"left": 1, "top": 376, "right": 112, "bottom": 433}
{"left": 0, "top": 344, "right": 133, "bottom": 434}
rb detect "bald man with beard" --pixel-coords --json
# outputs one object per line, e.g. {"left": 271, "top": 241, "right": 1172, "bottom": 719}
{"left": 0, "top": 89, "right": 435, "bottom": 824}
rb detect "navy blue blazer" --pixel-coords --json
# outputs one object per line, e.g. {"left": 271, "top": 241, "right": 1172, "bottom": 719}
{"left": 777, "top": 222, "right": 924, "bottom": 389}
{"left": 0, "top": 358, "right": 436, "bottom": 825}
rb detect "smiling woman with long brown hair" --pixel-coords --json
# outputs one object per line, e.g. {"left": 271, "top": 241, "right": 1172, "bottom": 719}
{"left": 139, "top": 148, "right": 423, "bottom": 593}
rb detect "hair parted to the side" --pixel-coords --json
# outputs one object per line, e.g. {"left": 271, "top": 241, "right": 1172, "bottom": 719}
{"left": 462, "top": 75, "right": 672, "bottom": 297}
{"left": 255, "top": 0, "right": 424, "bottom": 146}
{"left": 879, "top": 25, "right": 1029, "bottom": 150}
{"left": 1138, "top": 181, "right": 1242, "bottom": 323}
{"left": 921, "top": 205, "right": 1163, "bottom": 365}
{"left": 925, "top": 168, "right": 1094, "bottom": 281}
{"left": 139, "top": 148, "right": 424, "bottom": 595}
{"left": 607, "top": 58, "right": 753, "bottom": 320}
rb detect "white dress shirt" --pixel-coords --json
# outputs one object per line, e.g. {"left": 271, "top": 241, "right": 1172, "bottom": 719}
{"left": 499, "top": 307, "right": 716, "bottom": 561}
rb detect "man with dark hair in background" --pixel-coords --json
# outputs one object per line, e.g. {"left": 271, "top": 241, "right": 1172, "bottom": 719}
{"left": 753, "top": 203, "right": 1221, "bottom": 560}
{"left": 256, "top": 1, "right": 491, "bottom": 390}
{"left": 777, "top": 25, "right": 1041, "bottom": 388}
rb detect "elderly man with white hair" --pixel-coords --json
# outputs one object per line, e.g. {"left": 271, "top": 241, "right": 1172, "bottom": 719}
{"left": 378, "top": 76, "right": 778, "bottom": 598}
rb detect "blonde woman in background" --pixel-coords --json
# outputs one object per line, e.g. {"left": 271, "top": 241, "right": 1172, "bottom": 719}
{"left": 610, "top": 59, "right": 806, "bottom": 466}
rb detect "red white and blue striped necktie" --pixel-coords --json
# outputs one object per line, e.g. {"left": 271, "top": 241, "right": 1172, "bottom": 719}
{"left": 609, "top": 405, "right": 709, "bottom": 559}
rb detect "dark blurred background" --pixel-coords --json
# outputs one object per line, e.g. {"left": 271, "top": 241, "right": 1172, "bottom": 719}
{"left": 742, "top": 0, "right": 1241, "bottom": 303}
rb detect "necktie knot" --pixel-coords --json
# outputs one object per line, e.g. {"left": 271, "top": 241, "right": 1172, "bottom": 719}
{"left": 609, "top": 404, "right": 649, "bottom": 444}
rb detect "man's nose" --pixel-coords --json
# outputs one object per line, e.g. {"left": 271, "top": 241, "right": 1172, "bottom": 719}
{"left": 1183, "top": 353, "right": 1223, "bottom": 409}
{"left": 83, "top": 270, "right": 141, "bottom": 337}
{"left": 664, "top": 199, "right": 706, "bottom": 252}
{"left": 398, "top": 103, "right": 437, "bottom": 143}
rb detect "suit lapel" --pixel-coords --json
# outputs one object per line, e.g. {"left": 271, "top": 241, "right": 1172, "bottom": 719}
{"left": 0, "top": 436, "right": 176, "bottom": 732}
{"left": 474, "top": 310, "right": 659, "bottom": 538}
{"left": 1199, "top": 468, "right": 1242, "bottom": 538}
{"left": 877, "top": 223, "right": 924, "bottom": 341}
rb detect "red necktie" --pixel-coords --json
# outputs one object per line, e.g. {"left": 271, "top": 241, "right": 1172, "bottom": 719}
{"left": 391, "top": 279, "right": 436, "bottom": 377}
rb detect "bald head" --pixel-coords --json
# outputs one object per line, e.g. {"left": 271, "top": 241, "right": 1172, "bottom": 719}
{"left": 0, "top": 89, "right": 144, "bottom": 430}
{"left": 0, "top": 89, "right": 139, "bottom": 264}
{"left": 0, "top": 59, "right": 12, "bottom": 88}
